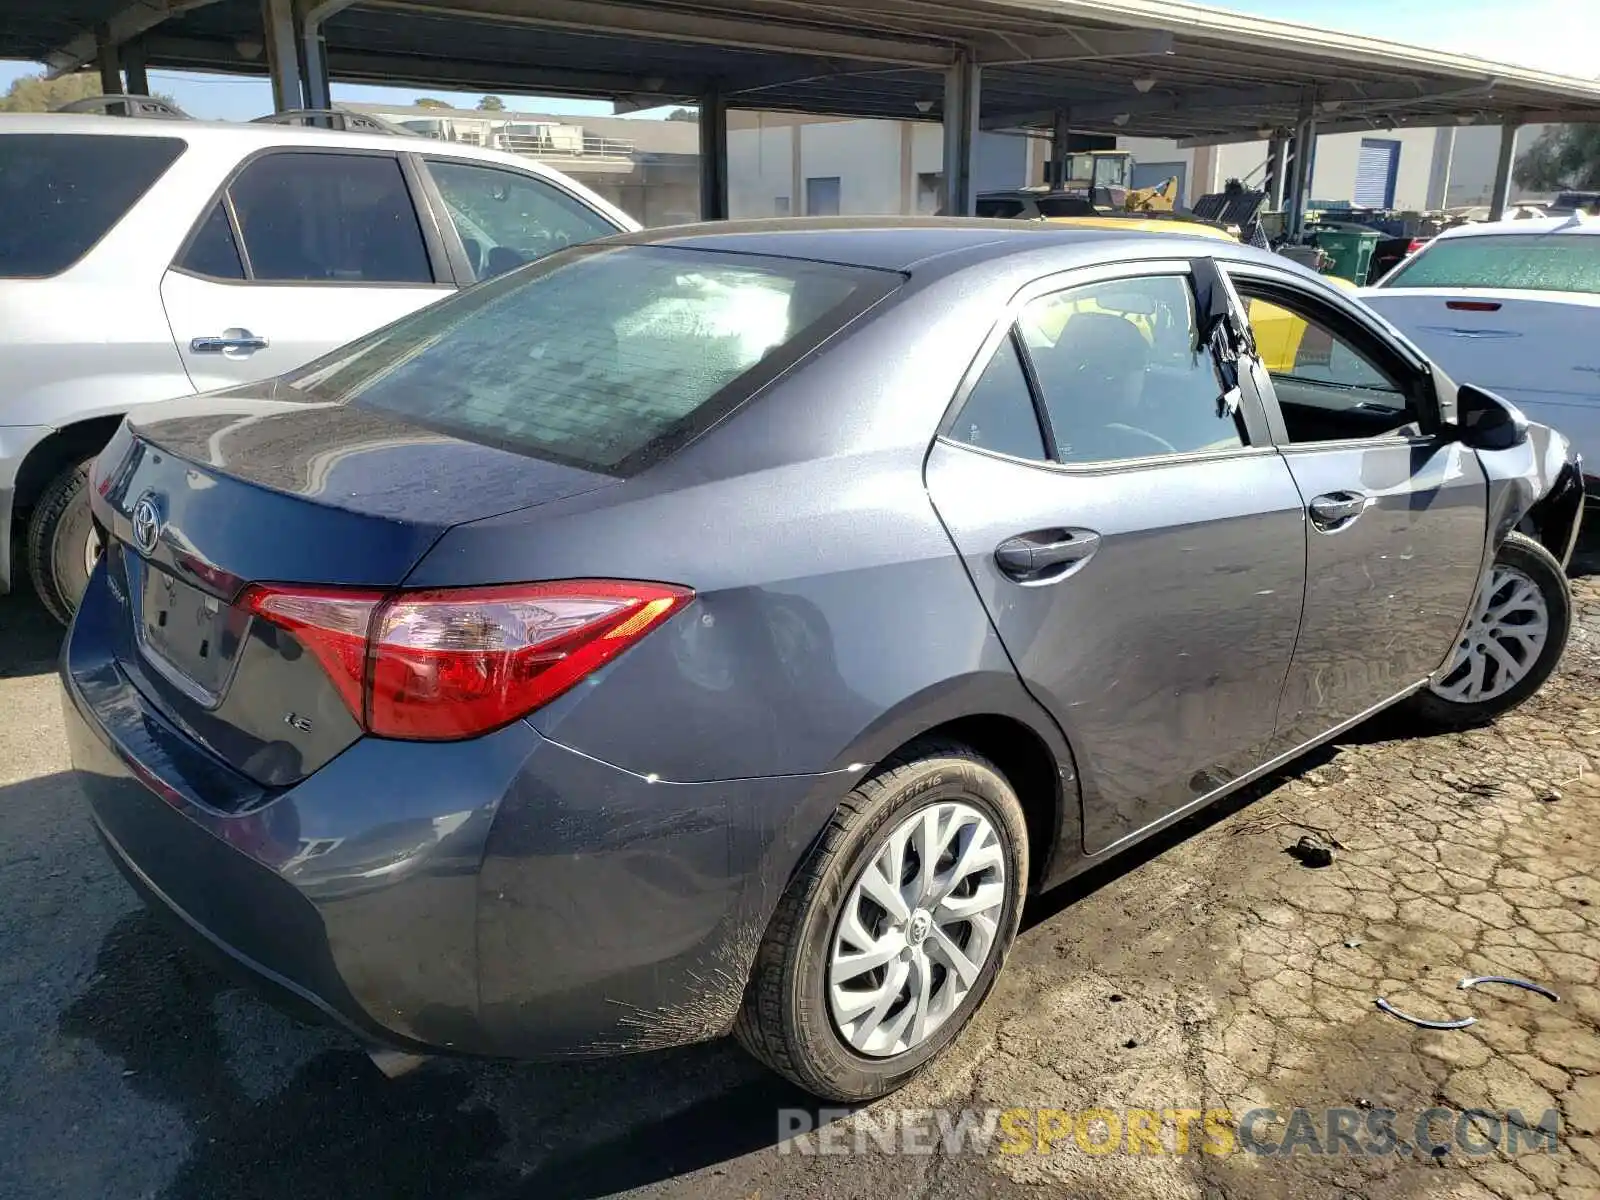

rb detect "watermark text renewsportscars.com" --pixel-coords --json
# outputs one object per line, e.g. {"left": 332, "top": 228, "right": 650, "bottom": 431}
{"left": 777, "top": 1105, "right": 1563, "bottom": 1158}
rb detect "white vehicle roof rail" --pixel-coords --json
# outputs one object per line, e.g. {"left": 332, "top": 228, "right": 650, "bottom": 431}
{"left": 52, "top": 94, "right": 192, "bottom": 120}
{"left": 251, "top": 108, "right": 418, "bottom": 136}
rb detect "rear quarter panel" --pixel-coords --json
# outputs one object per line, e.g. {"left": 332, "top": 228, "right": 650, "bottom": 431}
{"left": 403, "top": 274, "right": 1074, "bottom": 787}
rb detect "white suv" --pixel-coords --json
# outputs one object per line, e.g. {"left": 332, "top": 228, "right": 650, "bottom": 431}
{"left": 0, "top": 108, "right": 637, "bottom": 622}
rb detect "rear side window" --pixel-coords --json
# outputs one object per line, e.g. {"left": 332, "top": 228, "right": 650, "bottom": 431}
{"left": 1384, "top": 233, "right": 1600, "bottom": 295}
{"left": 949, "top": 336, "right": 1047, "bottom": 460}
{"left": 177, "top": 201, "right": 246, "bottom": 280}
{"left": 0, "top": 134, "right": 184, "bottom": 277}
{"left": 1020, "top": 273, "right": 1241, "bottom": 463}
{"left": 289, "top": 245, "right": 894, "bottom": 472}
{"left": 227, "top": 152, "right": 432, "bottom": 284}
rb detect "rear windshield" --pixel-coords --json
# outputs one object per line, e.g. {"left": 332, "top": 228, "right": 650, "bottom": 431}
{"left": 1383, "top": 232, "right": 1600, "bottom": 295}
{"left": 288, "top": 244, "right": 895, "bottom": 472}
{"left": 0, "top": 134, "right": 186, "bottom": 277}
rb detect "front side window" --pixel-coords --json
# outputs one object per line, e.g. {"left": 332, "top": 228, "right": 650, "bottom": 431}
{"left": 227, "top": 152, "right": 433, "bottom": 284}
{"left": 0, "top": 134, "right": 185, "bottom": 277}
{"left": 425, "top": 159, "right": 618, "bottom": 282}
{"left": 1020, "top": 274, "right": 1243, "bottom": 463}
{"left": 1239, "top": 285, "right": 1419, "bottom": 443}
{"left": 286, "top": 245, "right": 890, "bottom": 473}
{"left": 1383, "top": 232, "right": 1600, "bottom": 295}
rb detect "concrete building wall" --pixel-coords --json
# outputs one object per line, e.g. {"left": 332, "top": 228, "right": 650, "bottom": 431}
{"left": 796, "top": 118, "right": 904, "bottom": 213}
{"left": 728, "top": 116, "right": 1031, "bottom": 218}
{"left": 728, "top": 113, "right": 797, "bottom": 219}
{"left": 1444, "top": 122, "right": 1551, "bottom": 206}
{"left": 1304, "top": 127, "right": 1437, "bottom": 208}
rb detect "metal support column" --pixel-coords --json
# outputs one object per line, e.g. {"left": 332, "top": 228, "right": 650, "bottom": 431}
{"left": 1047, "top": 109, "right": 1070, "bottom": 190}
{"left": 121, "top": 41, "right": 149, "bottom": 96}
{"left": 296, "top": 0, "right": 352, "bottom": 111}
{"left": 1266, "top": 137, "right": 1288, "bottom": 210}
{"left": 261, "top": 0, "right": 303, "bottom": 113}
{"left": 1287, "top": 118, "right": 1317, "bottom": 241}
{"left": 941, "top": 50, "right": 981, "bottom": 216}
{"left": 95, "top": 24, "right": 122, "bottom": 94}
{"left": 1488, "top": 121, "right": 1520, "bottom": 221}
{"left": 699, "top": 86, "right": 730, "bottom": 220}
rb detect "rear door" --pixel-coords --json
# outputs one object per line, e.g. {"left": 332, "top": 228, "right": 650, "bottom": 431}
{"left": 1231, "top": 265, "right": 1488, "bottom": 750}
{"left": 925, "top": 260, "right": 1307, "bottom": 855}
{"left": 160, "top": 148, "right": 454, "bottom": 392}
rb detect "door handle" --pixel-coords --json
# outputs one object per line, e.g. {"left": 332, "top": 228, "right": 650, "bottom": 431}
{"left": 1308, "top": 490, "right": 1372, "bottom": 532}
{"left": 995, "top": 529, "right": 1101, "bottom": 583}
{"left": 191, "top": 328, "right": 269, "bottom": 355}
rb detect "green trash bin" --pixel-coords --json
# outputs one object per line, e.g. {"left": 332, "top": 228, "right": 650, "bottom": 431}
{"left": 1311, "top": 228, "right": 1382, "bottom": 285}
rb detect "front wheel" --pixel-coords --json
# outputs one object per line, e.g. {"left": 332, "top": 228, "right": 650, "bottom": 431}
{"left": 735, "top": 743, "right": 1028, "bottom": 1102}
{"left": 1406, "top": 531, "right": 1571, "bottom": 729}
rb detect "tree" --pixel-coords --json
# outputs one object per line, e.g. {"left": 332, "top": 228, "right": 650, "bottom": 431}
{"left": 0, "top": 71, "right": 104, "bottom": 113}
{"left": 476, "top": 95, "right": 506, "bottom": 112}
{"left": 1513, "top": 124, "right": 1600, "bottom": 192}
{"left": 0, "top": 69, "right": 178, "bottom": 113}
{"left": 413, "top": 97, "right": 451, "bottom": 110}
{"left": 665, "top": 107, "right": 697, "bottom": 122}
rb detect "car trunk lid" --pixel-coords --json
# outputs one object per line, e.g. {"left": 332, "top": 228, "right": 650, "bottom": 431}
{"left": 1361, "top": 287, "right": 1600, "bottom": 466}
{"left": 90, "top": 392, "right": 617, "bottom": 792}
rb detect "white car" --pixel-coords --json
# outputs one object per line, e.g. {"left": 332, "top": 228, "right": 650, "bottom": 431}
{"left": 0, "top": 109, "right": 636, "bottom": 622}
{"left": 1361, "top": 214, "right": 1598, "bottom": 493}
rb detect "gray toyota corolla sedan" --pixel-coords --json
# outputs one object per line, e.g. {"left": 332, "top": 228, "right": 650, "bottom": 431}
{"left": 62, "top": 219, "right": 1584, "bottom": 1103}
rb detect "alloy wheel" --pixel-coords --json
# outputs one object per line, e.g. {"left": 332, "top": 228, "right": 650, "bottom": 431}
{"left": 83, "top": 525, "right": 103, "bottom": 582}
{"left": 828, "top": 801, "right": 1006, "bottom": 1058}
{"left": 1428, "top": 564, "right": 1549, "bottom": 704}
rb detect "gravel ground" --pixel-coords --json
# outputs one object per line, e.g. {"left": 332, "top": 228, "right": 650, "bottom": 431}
{"left": 2, "top": 536, "right": 1597, "bottom": 1200}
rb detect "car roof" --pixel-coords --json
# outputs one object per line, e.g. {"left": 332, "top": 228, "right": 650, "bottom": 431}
{"left": 1437, "top": 214, "right": 1596, "bottom": 239}
{"left": 612, "top": 216, "right": 1249, "bottom": 274}
{"left": 0, "top": 111, "right": 608, "bottom": 191}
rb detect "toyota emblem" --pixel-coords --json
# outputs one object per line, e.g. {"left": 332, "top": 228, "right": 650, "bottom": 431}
{"left": 130, "top": 496, "right": 162, "bottom": 557}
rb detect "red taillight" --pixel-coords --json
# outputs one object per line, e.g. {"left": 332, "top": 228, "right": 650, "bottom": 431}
{"left": 243, "top": 585, "right": 383, "bottom": 719}
{"left": 1446, "top": 299, "right": 1502, "bottom": 312}
{"left": 1406, "top": 238, "right": 1426, "bottom": 254}
{"left": 241, "top": 580, "right": 692, "bottom": 741}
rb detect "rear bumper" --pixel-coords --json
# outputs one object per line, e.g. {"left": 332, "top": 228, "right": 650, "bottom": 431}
{"left": 62, "top": 566, "right": 844, "bottom": 1059}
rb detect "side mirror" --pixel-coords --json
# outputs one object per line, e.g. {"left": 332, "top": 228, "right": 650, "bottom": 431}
{"left": 1452, "top": 384, "right": 1529, "bottom": 451}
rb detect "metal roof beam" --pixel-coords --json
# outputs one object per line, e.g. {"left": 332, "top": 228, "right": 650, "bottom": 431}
{"left": 137, "top": 33, "right": 706, "bottom": 99}
{"left": 44, "top": 0, "right": 220, "bottom": 75}
{"left": 1176, "top": 110, "right": 1490, "bottom": 146}
{"left": 366, "top": 0, "right": 957, "bottom": 66}
{"left": 973, "top": 28, "right": 1173, "bottom": 66}
{"left": 981, "top": 77, "right": 1499, "bottom": 132}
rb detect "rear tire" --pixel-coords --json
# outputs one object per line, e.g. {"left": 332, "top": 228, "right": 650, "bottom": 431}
{"left": 1406, "top": 531, "right": 1570, "bottom": 730}
{"left": 735, "top": 742, "right": 1028, "bottom": 1102}
{"left": 27, "top": 458, "right": 99, "bottom": 627}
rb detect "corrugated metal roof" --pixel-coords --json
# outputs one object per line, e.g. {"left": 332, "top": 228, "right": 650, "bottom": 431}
{"left": 11, "top": 0, "right": 1600, "bottom": 141}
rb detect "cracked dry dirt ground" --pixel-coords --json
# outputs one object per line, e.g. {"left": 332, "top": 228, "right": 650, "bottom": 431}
{"left": 803, "top": 569, "right": 1600, "bottom": 1200}
{"left": 4, "top": 567, "right": 1599, "bottom": 1200}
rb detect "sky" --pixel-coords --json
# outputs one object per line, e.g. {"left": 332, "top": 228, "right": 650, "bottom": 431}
{"left": 1, "top": 0, "right": 1595, "bottom": 121}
